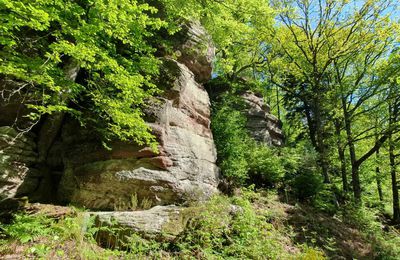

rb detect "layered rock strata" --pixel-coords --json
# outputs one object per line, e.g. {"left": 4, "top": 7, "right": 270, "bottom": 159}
{"left": 241, "top": 91, "right": 283, "bottom": 146}
{"left": 58, "top": 59, "right": 219, "bottom": 210}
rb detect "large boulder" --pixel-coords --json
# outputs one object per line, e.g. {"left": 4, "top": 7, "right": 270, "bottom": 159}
{"left": 58, "top": 59, "right": 219, "bottom": 210}
{"left": 88, "top": 205, "right": 189, "bottom": 245}
{"left": 86, "top": 204, "right": 242, "bottom": 246}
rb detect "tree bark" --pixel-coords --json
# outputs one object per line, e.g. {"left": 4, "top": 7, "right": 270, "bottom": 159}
{"left": 335, "top": 120, "right": 348, "bottom": 192}
{"left": 376, "top": 167, "right": 383, "bottom": 202}
{"left": 341, "top": 95, "right": 361, "bottom": 202}
{"left": 389, "top": 98, "right": 399, "bottom": 223}
{"left": 389, "top": 135, "right": 399, "bottom": 223}
{"left": 314, "top": 100, "right": 330, "bottom": 183}
{"left": 375, "top": 148, "right": 383, "bottom": 202}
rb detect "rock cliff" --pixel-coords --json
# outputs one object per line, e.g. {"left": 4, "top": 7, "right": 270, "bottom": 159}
{"left": 0, "top": 20, "right": 282, "bottom": 239}
{"left": 0, "top": 21, "right": 219, "bottom": 211}
{"left": 58, "top": 58, "right": 219, "bottom": 210}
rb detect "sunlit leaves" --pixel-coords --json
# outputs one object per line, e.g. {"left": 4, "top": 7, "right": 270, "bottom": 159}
{"left": 0, "top": 0, "right": 167, "bottom": 148}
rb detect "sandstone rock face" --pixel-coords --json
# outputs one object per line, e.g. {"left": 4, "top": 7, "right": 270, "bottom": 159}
{"left": 0, "top": 127, "right": 39, "bottom": 200}
{"left": 0, "top": 21, "right": 220, "bottom": 216}
{"left": 57, "top": 22, "right": 219, "bottom": 210}
{"left": 242, "top": 91, "right": 283, "bottom": 146}
{"left": 58, "top": 59, "right": 219, "bottom": 210}
{"left": 175, "top": 21, "right": 215, "bottom": 83}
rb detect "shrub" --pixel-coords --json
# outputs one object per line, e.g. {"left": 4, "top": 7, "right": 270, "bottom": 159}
{"left": 291, "top": 171, "right": 323, "bottom": 201}
{"left": 281, "top": 144, "right": 322, "bottom": 201}
{"left": 0, "top": 214, "right": 54, "bottom": 244}
{"left": 313, "top": 184, "right": 339, "bottom": 215}
{"left": 176, "top": 191, "right": 297, "bottom": 259}
{"left": 247, "top": 142, "right": 285, "bottom": 187}
{"left": 211, "top": 94, "right": 251, "bottom": 185}
{"left": 211, "top": 92, "right": 287, "bottom": 188}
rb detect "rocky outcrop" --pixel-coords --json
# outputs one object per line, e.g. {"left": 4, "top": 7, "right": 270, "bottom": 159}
{"left": 206, "top": 79, "right": 284, "bottom": 147}
{"left": 175, "top": 21, "right": 215, "bottom": 83}
{"left": 0, "top": 21, "right": 219, "bottom": 209}
{"left": 241, "top": 91, "right": 283, "bottom": 146}
{"left": 0, "top": 22, "right": 218, "bottom": 211}
{"left": 0, "top": 127, "right": 39, "bottom": 200}
{"left": 0, "top": 19, "right": 283, "bottom": 213}
{"left": 57, "top": 23, "right": 219, "bottom": 210}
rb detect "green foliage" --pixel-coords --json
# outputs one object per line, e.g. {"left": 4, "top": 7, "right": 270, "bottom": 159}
{"left": 175, "top": 191, "right": 311, "bottom": 259}
{"left": 298, "top": 246, "right": 326, "bottom": 260}
{"left": 211, "top": 93, "right": 250, "bottom": 184}
{"left": 211, "top": 88, "right": 324, "bottom": 192}
{"left": 341, "top": 204, "right": 400, "bottom": 259}
{"left": 279, "top": 143, "right": 323, "bottom": 201}
{"left": 161, "top": 0, "right": 276, "bottom": 78}
{"left": 0, "top": 192, "right": 327, "bottom": 259}
{"left": 247, "top": 143, "right": 285, "bottom": 186}
{"left": 0, "top": 214, "right": 54, "bottom": 243}
{"left": 290, "top": 172, "right": 323, "bottom": 201}
{"left": 211, "top": 90, "right": 287, "bottom": 187}
{"left": 312, "top": 185, "right": 339, "bottom": 215}
{"left": 0, "top": 0, "right": 169, "bottom": 148}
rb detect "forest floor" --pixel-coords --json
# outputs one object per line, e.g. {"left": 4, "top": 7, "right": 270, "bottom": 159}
{"left": 253, "top": 193, "right": 376, "bottom": 260}
{"left": 1, "top": 192, "right": 398, "bottom": 259}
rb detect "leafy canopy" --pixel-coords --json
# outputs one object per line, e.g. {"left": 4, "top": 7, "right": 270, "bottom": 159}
{"left": 0, "top": 0, "right": 168, "bottom": 148}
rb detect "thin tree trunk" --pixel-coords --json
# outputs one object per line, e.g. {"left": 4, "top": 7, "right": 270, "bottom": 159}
{"left": 341, "top": 95, "right": 361, "bottom": 202}
{"left": 389, "top": 99, "right": 400, "bottom": 223}
{"left": 351, "top": 164, "right": 362, "bottom": 203}
{"left": 375, "top": 148, "right": 383, "bottom": 202}
{"left": 276, "top": 85, "right": 281, "bottom": 121}
{"left": 389, "top": 136, "right": 399, "bottom": 223}
{"left": 335, "top": 120, "right": 348, "bottom": 192}
{"left": 314, "top": 101, "right": 330, "bottom": 183}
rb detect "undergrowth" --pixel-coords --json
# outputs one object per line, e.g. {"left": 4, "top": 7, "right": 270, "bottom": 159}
{"left": 340, "top": 204, "right": 400, "bottom": 259}
{"left": 0, "top": 189, "right": 324, "bottom": 259}
{"left": 3, "top": 189, "right": 398, "bottom": 259}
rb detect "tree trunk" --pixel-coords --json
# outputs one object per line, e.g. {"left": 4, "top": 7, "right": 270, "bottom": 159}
{"left": 375, "top": 148, "right": 383, "bottom": 202}
{"left": 389, "top": 135, "right": 399, "bottom": 223}
{"left": 389, "top": 98, "right": 400, "bottom": 223}
{"left": 314, "top": 101, "right": 330, "bottom": 183}
{"left": 341, "top": 96, "right": 361, "bottom": 202}
{"left": 376, "top": 166, "right": 383, "bottom": 202}
{"left": 276, "top": 85, "right": 281, "bottom": 121}
{"left": 335, "top": 120, "right": 348, "bottom": 192}
{"left": 352, "top": 164, "right": 362, "bottom": 203}
{"left": 339, "top": 146, "right": 348, "bottom": 192}
{"left": 305, "top": 105, "right": 318, "bottom": 150}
